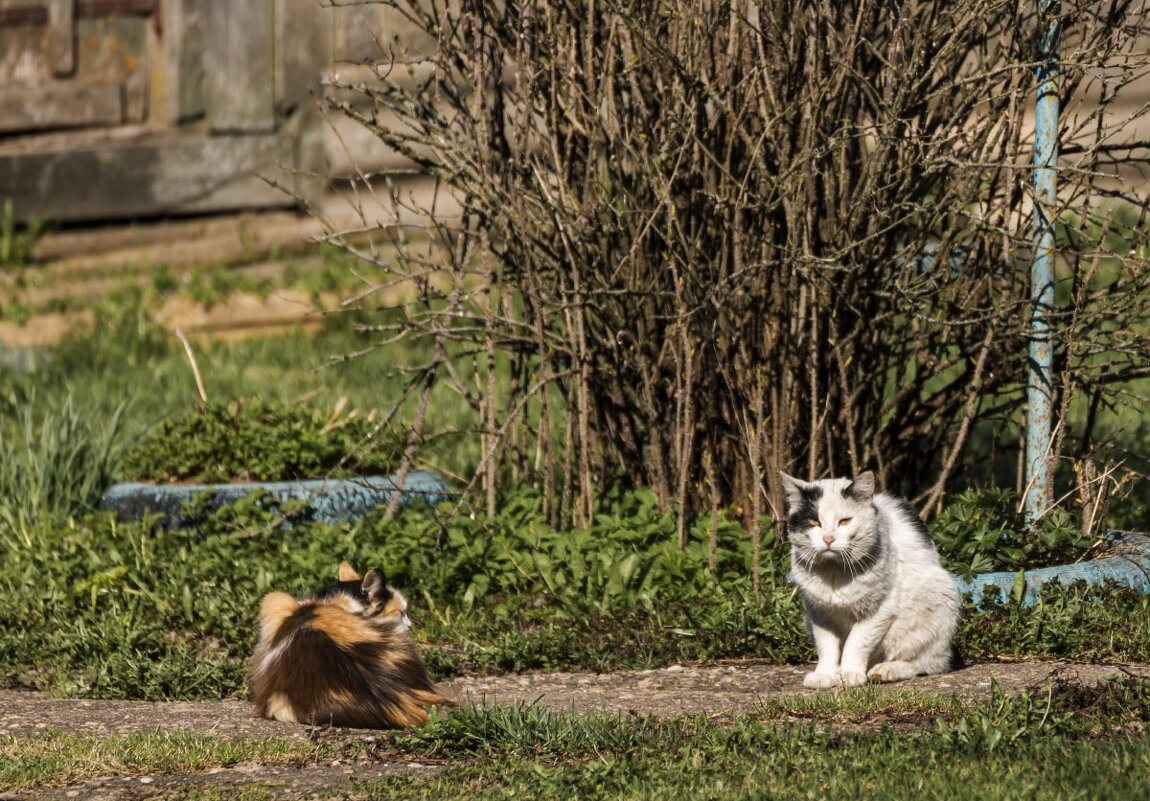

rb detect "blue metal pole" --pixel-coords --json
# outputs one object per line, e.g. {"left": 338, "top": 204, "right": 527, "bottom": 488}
{"left": 1025, "top": 0, "right": 1061, "bottom": 524}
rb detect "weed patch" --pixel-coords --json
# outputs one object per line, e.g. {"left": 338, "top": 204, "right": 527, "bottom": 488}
{"left": 930, "top": 488, "right": 1095, "bottom": 578}
{"left": 0, "top": 396, "right": 126, "bottom": 531}
{"left": 123, "top": 399, "right": 405, "bottom": 483}
{"left": 0, "top": 730, "right": 329, "bottom": 790}
{"left": 958, "top": 581, "right": 1150, "bottom": 662}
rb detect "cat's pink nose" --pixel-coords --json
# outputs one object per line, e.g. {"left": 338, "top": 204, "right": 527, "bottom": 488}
{"left": 822, "top": 534, "right": 835, "bottom": 546}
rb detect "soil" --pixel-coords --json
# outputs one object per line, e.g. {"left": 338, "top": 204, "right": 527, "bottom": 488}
{"left": 2, "top": 660, "right": 1148, "bottom": 800}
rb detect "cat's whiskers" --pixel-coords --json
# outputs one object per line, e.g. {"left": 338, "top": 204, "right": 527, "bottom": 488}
{"left": 841, "top": 545, "right": 868, "bottom": 581}
{"left": 842, "top": 540, "right": 879, "bottom": 577}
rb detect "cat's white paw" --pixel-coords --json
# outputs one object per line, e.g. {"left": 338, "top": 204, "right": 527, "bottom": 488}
{"left": 839, "top": 669, "right": 868, "bottom": 687}
{"left": 867, "top": 661, "right": 916, "bottom": 683}
{"left": 803, "top": 671, "right": 841, "bottom": 689}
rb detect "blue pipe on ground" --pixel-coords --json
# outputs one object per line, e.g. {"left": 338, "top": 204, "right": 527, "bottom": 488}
{"left": 954, "top": 531, "right": 1150, "bottom": 608}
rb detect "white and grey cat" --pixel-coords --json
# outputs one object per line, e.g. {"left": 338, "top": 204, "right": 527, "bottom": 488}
{"left": 780, "top": 470, "right": 959, "bottom": 689}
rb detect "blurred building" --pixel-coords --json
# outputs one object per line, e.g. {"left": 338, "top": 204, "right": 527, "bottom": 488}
{"left": 0, "top": 0, "right": 426, "bottom": 223}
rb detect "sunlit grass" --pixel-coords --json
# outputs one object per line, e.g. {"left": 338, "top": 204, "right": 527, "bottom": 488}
{"left": 0, "top": 730, "right": 332, "bottom": 790}
{"left": 753, "top": 683, "right": 956, "bottom": 722}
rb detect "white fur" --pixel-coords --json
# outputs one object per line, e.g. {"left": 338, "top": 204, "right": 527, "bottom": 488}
{"left": 781, "top": 472, "right": 959, "bottom": 689}
{"left": 389, "top": 595, "right": 412, "bottom": 635}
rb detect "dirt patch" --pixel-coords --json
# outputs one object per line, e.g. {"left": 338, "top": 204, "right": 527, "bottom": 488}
{"left": 0, "top": 310, "right": 95, "bottom": 350}
{"left": 2, "top": 660, "right": 1147, "bottom": 800}
{"left": 441, "top": 660, "right": 1149, "bottom": 720}
{"left": 155, "top": 290, "right": 338, "bottom": 341}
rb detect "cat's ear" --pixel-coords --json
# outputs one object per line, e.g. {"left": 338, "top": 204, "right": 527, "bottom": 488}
{"left": 362, "top": 568, "right": 389, "bottom": 603}
{"left": 338, "top": 562, "right": 359, "bottom": 581}
{"left": 779, "top": 472, "right": 806, "bottom": 511}
{"left": 846, "top": 471, "right": 876, "bottom": 503}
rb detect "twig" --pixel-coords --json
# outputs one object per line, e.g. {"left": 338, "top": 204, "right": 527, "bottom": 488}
{"left": 920, "top": 326, "right": 995, "bottom": 519}
{"left": 175, "top": 328, "right": 208, "bottom": 404}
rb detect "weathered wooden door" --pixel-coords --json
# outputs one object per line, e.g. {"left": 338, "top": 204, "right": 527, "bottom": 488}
{"left": 0, "top": 0, "right": 328, "bottom": 223}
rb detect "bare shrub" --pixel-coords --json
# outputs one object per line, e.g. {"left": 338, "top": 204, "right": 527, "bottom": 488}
{"left": 322, "top": 0, "right": 1150, "bottom": 562}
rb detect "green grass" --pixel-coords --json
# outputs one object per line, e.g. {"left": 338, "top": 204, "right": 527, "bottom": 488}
{"left": 35, "top": 306, "right": 422, "bottom": 424}
{"left": 0, "top": 301, "right": 480, "bottom": 488}
{"left": 363, "top": 740, "right": 1149, "bottom": 801}
{"left": 752, "top": 681, "right": 956, "bottom": 721}
{"left": 0, "top": 729, "right": 342, "bottom": 790}
{"left": 0, "top": 199, "right": 45, "bottom": 271}
{"left": 359, "top": 680, "right": 1150, "bottom": 799}
{"left": 5, "top": 679, "right": 1148, "bottom": 799}
{"left": 0, "top": 394, "right": 126, "bottom": 530}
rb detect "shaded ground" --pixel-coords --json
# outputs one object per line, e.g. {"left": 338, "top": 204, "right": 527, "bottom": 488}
{"left": 2, "top": 660, "right": 1148, "bottom": 800}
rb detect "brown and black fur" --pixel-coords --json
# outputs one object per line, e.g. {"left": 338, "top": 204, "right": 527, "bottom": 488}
{"left": 251, "top": 562, "right": 454, "bottom": 728}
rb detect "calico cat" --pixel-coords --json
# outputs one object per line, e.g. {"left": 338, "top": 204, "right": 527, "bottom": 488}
{"left": 251, "top": 562, "right": 454, "bottom": 728}
{"left": 780, "top": 471, "right": 959, "bottom": 689}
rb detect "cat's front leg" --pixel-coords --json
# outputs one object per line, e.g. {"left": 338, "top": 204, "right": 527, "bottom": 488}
{"left": 838, "top": 615, "right": 891, "bottom": 687}
{"left": 803, "top": 617, "right": 843, "bottom": 689}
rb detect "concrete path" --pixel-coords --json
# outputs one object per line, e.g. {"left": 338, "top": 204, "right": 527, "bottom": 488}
{"left": 3, "top": 660, "right": 1145, "bottom": 740}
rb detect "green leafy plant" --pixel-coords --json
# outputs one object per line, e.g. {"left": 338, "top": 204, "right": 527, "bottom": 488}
{"left": 2, "top": 483, "right": 1149, "bottom": 700}
{"left": 930, "top": 489, "right": 1093, "bottom": 579}
{"left": 122, "top": 398, "right": 406, "bottom": 483}
{"left": 359, "top": 485, "right": 774, "bottom": 614}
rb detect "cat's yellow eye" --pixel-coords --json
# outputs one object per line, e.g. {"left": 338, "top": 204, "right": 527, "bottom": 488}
{"left": 838, "top": 517, "right": 853, "bottom": 527}
{"left": 808, "top": 518, "right": 820, "bottom": 527}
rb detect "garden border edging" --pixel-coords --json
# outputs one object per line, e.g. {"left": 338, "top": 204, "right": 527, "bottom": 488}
{"left": 99, "top": 470, "right": 453, "bottom": 530}
{"left": 954, "top": 531, "right": 1150, "bottom": 607}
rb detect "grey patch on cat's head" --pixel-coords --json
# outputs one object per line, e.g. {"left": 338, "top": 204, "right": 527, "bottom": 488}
{"left": 883, "top": 496, "right": 937, "bottom": 551}
{"left": 779, "top": 472, "right": 823, "bottom": 533}
{"left": 843, "top": 471, "right": 875, "bottom": 503}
